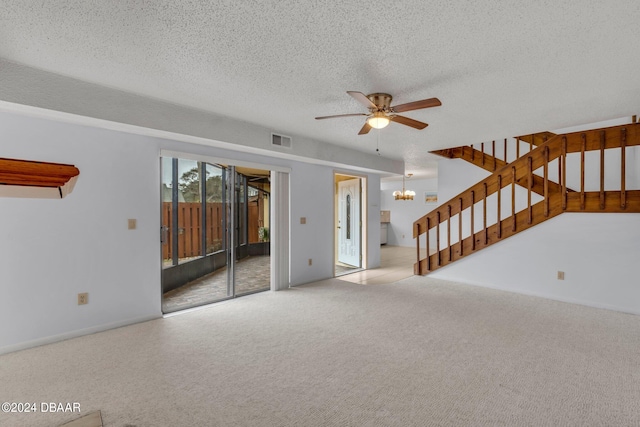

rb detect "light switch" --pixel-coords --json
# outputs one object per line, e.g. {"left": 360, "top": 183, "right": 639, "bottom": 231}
{"left": 128, "top": 219, "right": 137, "bottom": 230}
{"left": 300, "top": 217, "right": 306, "bottom": 224}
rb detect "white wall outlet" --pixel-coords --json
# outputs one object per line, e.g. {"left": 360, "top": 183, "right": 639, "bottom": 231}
{"left": 557, "top": 271, "right": 565, "bottom": 280}
{"left": 78, "top": 292, "right": 89, "bottom": 305}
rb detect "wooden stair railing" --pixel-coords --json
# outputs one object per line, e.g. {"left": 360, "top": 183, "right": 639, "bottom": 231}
{"left": 414, "top": 123, "right": 640, "bottom": 275}
{"left": 430, "top": 145, "right": 573, "bottom": 197}
{"left": 432, "top": 132, "right": 555, "bottom": 166}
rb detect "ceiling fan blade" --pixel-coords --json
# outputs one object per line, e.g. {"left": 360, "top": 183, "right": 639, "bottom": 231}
{"left": 315, "top": 113, "right": 368, "bottom": 120}
{"left": 347, "top": 91, "right": 377, "bottom": 109}
{"left": 390, "top": 115, "right": 429, "bottom": 130}
{"left": 392, "top": 97, "right": 441, "bottom": 113}
{"left": 358, "top": 122, "right": 372, "bottom": 135}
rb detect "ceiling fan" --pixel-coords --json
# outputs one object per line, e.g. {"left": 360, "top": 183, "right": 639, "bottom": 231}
{"left": 315, "top": 91, "right": 441, "bottom": 135}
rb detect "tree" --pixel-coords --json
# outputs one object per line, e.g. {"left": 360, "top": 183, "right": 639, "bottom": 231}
{"left": 179, "top": 165, "right": 224, "bottom": 202}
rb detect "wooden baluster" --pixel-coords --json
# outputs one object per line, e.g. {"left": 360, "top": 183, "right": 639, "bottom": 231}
{"left": 471, "top": 144, "right": 474, "bottom": 161}
{"left": 481, "top": 142, "right": 485, "bottom": 166}
{"left": 581, "top": 134, "right": 586, "bottom": 210}
{"left": 530, "top": 134, "right": 533, "bottom": 152}
{"left": 497, "top": 175, "right": 502, "bottom": 238}
{"left": 426, "top": 217, "right": 431, "bottom": 271}
{"left": 504, "top": 138, "right": 508, "bottom": 163}
{"left": 557, "top": 142, "right": 561, "bottom": 194}
{"left": 483, "top": 183, "right": 488, "bottom": 245}
{"left": 621, "top": 128, "right": 627, "bottom": 209}
{"left": 416, "top": 221, "right": 421, "bottom": 275}
{"left": 544, "top": 147, "right": 549, "bottom": 217}
{"left": 492, "top": 140, "right": 496, "bottom": 171}
{"left": 471, "top": 191, "right": 475, "bottom": 250}
{"left": 436, "top": 212, "right": 441, "bottom": 267}
{"left": 516, "top": 137, "right": 520, "bottom": 159}
{"left": 528, "top": 156, "right": 533, "bottom": 224}
{"left": 447, "top": 205, "right": 452, "bottom": 261}
{"left": 562, "top": 137, "right": 567, "bottom": 210}
{"left": 512, "top": 166, "right": 516, "bottom": 232}
{"left": 600, "top": 131, "right": 605, "bottom": 210}
{"left": 459, "top": 198, "right": 463, "bottom": 256}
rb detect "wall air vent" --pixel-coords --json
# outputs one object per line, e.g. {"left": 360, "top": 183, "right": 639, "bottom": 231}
{"left": 271, "top": 133, "right": 292, "bottom": 149}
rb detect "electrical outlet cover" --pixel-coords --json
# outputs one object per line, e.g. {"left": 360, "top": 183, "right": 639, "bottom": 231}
{"left": 78, "top": 292, "right": 89, "bottom": 305}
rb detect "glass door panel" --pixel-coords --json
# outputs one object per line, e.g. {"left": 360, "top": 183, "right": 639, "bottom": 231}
{"left": 205, "top": 164, "right": 224, "bottom": 254}
{"left": 161, "top": 157, "right": 174, "bottom": 269}
{"left": 161, "top": 157, "right": 271, "bottom": 312}
{"left": 235, "top": 184, "right": 271, "bottom": 297}
{"left": 177, "top": 159, "right": 202, "bottom": 265}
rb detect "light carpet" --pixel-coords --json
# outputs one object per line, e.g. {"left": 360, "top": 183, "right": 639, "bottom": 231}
{"left": 1, "top": 276, "right": 639, "bottom": 426}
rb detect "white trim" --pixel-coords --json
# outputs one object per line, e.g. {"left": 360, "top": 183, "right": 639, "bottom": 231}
{"left": 0, "top": 98, "right": 401, "bottom": 175}
{"left": 271, "top": 171, "right": 290, "bottom": 291}
{"left": 0, "top": 314, "right": 161, "bottom": 355}
{"left": 431, "top": 276, "right": 640, "bottom": 317}
{"left": 160, "top": 149, "right": 291, "bottom": 173}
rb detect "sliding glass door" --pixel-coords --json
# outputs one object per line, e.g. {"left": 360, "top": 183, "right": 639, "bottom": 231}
{"left": 161, "top": 156, "right": 271, "bottom": 313}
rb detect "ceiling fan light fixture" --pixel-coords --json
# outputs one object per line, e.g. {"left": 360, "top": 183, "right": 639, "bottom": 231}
{"left": 367, "top": 112, "right": 390, "bottom": 129}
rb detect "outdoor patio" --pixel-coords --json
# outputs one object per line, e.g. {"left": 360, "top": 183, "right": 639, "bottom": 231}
{"left": 162, "top": 255, "right": 270, "bottom": 313}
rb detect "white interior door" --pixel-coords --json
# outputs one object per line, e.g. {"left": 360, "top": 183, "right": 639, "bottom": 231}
{"left": 338, "top": 178, "right": 361, "bottom": 267}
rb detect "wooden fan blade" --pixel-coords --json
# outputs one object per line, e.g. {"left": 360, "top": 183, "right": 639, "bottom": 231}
{"left": 358, "top": 122, "right": 372, "bottom": 135}
{"left": 347, "top": 91, "right": 377, "bottom": 109}
{"left": 390, "top": 115, "right": 428, "bottom": 130}
{"left": 392, "top": 97, "right": 441, "bottom": 113}
{"left": 315, "top": 113, "right": 368, "bottom": 120}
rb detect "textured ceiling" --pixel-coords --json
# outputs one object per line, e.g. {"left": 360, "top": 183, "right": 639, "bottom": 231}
{"left": 1, "top": 1, "right": 639, "bottom": 178}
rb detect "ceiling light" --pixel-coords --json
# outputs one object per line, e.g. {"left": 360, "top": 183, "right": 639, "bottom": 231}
{"left": 367, "top": 112, "right": 390, "bottom": 129}
{"left": 393, "top": 173, "right": 415, "bottom": 201}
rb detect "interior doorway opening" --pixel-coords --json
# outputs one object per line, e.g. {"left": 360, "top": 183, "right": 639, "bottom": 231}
{"left": 334, "top": 173, "right": 367, "bottom": 277}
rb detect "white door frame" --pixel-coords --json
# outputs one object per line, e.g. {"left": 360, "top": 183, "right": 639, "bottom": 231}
{"left": 337, "top": 178, "right": 361, "bottom": 266}
{"left": 160, "top": 150, "right": 291, "bottom": 293}
{"left": 334, "top": 172, "right": 368, "bottom": 275}
{"left": 271, "top": 171, "right": 290, "bottom": 290}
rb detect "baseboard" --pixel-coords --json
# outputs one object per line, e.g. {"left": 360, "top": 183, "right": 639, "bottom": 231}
{"left": 0, "top": 314, "right": 161, "bottom": 355}
{"left": 433, "top": 276, "right": 640, "bottom": 317}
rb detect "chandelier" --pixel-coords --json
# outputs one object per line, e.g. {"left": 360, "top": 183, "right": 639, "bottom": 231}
{"left": 393, "top": 173, "right": 415, "bottom": 200}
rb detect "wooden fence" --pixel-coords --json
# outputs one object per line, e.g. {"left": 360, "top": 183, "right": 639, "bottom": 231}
{"left": 162, "top": 194, "right": 266, "bottom": 261}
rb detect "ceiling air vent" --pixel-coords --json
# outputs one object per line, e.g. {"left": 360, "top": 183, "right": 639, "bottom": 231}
{"left": 271, "top": 133, "right": 292, "bottom": 149}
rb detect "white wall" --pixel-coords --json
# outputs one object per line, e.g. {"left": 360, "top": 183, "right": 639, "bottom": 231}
{"left": 380, "top": 176, "right": 438, "bottom": 247}
{"left": 0, "top": 58, "right": 403, "bottom": 177}
{"left": 0, "top": 110, "right": 382, "bottom": 353}
{"left": 431, "top": 151, "right": 640, "bottom": 315}
{"left": 0, "top": 113, "right": 162, "bottom": 353}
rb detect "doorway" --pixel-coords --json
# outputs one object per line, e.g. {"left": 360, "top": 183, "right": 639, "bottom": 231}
{"left": 335, "top": 173, "right": 366, "bottom": 277}
{"left": 160, "top": 156, "right": 273, "bottom": 313}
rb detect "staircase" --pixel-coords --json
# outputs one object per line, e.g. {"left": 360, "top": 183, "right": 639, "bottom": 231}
{"left": 430, "top": 134, "right": 573, "bottom": 197}
{"left": 413, "top": 121, "right": 640, "bottom": 275}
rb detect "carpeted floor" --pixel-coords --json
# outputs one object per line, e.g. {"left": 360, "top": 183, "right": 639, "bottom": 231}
{"left": 1, "top": 276, "right": 640, "bottom": 426}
